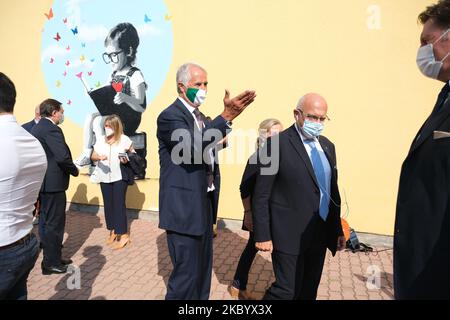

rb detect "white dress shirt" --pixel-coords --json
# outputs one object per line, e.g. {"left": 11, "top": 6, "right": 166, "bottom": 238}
{"left": 178, "top": 97, "right": 217, "bottom": 192}
{"left": 0, "top": 114, "right": 47, "bottom": 246}
{"left": 90, "top": 134, "right": 132, "bottom": 183}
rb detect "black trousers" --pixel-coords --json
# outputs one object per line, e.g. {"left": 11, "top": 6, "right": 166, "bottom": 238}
{"left": 264, "top": 217, "right": 328, "bottom": 300}
{"left": 39, "top": 192, "right": 66, "bottom": 267}
{"left": 165, "top": 195, "right": 214, "bottom": 300}
{"left": 100, "top": 180, "right": 128, "bottom": 235}
{"left": 233, "top": 232, "right": 258, "bottom": 290}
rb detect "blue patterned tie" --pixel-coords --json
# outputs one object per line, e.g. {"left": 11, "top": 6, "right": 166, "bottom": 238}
{"left": 306, "top": 140, "right": 329, "bottom": 221}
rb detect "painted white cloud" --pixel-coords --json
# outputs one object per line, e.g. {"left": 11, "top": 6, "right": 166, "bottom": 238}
{"left": 78, "top": 25, "right": 109, "bottom": 43}
{"left": 137, "top": 24, "right": 162, "bottom": 38}
{"left": 41, "top": 45, "right": 69, "bottom": 63}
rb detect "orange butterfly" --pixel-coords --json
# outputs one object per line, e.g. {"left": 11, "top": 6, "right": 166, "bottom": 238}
{"left": 54, "top": 32, "right": 61, "bottom": 41}
{"left": 44, "top": 8, "right": 53, "bottom": 20}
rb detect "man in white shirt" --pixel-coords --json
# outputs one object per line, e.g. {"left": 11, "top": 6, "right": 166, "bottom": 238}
{"left": 0, "top": 72, "right": 47, "bottom": 300}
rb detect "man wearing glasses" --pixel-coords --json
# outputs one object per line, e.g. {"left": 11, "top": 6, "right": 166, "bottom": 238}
{"left": 394, "top": 0, "right": 450, "bottom": 299}
{"left": 253, "top": 93, "right": 345, "bottom": 300}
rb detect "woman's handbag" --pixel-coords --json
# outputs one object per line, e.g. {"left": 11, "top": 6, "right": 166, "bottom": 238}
{"left": 120, "top": 152, "right": 146, "bottom": 185}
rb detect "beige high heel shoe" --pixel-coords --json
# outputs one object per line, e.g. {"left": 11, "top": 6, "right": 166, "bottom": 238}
{"left": 106, "top": 230, "right": 116, "bottom": 245}
{"left": 112, "top": 234, "right": 131, "bottom": 250}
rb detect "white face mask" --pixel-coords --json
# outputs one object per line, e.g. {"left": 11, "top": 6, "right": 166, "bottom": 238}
{"left": 417, "top": 28, "right": 450, "bottom": 79}
{"left": 105, "top": 127, "right": 114, "bottom": 137}
{"left": 186, "top": 87, "right": 207, "bottom": 106}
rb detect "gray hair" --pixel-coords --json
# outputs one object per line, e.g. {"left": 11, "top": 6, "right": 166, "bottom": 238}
{"left": 296, "top": 95, "right": 306, "bottom": 110}
{"left": 176, "top": 62, "right": 206, "bottom": 94}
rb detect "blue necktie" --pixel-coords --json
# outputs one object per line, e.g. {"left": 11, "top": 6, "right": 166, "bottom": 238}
{"left": 306, "top": 140, "right": 329, "bottom": 221}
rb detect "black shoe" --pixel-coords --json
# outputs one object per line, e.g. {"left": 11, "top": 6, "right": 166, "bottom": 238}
{"left": 42, "top": 264, "right": 68, "bottom": 275}
{"left": 61, "top": 258, "right": 73, "bottom": 265}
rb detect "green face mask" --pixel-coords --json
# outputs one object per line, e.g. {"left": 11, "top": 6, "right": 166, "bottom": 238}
{"left": 186, "top": 87, "right": 207, "bottom": 106}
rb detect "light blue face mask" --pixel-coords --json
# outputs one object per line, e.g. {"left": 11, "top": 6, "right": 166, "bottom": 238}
{"left": 302, "top": 119, "right": 324, "bottom": 138}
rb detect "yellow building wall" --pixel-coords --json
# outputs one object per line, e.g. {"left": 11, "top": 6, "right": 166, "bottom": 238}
{"left": 0, "top": 0, "right": 442, "bottom": 235}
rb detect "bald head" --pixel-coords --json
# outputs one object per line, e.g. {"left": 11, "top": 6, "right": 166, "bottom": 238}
{"left": 294, "top": 93, "right": 329, "bottom": 127}
{"left": 34, "top": 105, "right": 41, "bottom": 121}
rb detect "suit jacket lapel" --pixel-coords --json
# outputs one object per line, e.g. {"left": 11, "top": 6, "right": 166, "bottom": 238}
{"left": 287, "top": 125, "right": 319, "bottom": 189}
{"left": 174, "top": 99, "right": 197, "bottom": 132}
{"left": 409, "top": 92, "right": 450, "bottom": 155}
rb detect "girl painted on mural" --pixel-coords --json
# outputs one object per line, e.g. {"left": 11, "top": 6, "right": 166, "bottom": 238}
{"left": 75, "top": 22, "right": 147, "bottom": 167}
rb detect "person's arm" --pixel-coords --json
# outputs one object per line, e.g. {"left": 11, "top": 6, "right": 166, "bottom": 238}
{"left": 46, "top": 127, "right": 79, "bottom": 177}
{"left": 240, "top": 160, "right": 257, "bottom": 230}
{"left": 242, "top": 196, "right": 253, "bottom": 230}
{"left": 91, "top": 150, "right": 107, "bottom": 162}
{"left": 252, "top": 139, "right": 277, "bottom": 253}
{"left": 114, "top": 82, "right": 146, "bottom": 112}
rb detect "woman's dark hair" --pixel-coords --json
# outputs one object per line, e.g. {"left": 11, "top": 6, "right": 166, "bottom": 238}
{"left": 39, "top": 98, "right": 62, "bottom": 117}
{"left": 419, "top": 0, "right": 450, "bottom": 29}
{"left": 105, "top": 23, "right": 140, "bottom": 65}
{"left": 0, "top": 72, "right": 16, "bottom": 113}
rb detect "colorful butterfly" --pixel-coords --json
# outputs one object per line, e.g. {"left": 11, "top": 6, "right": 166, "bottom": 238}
{"left": 67, "top": 99, "right": 72, "bottom": 105}
{"left": 66, "top": 45, "right": 70, "bottom": 51}
{"left": 88, "top": 71, "right": 93, "bottom": 76}
{"left": 44, "top": 8, "right": 53, "bottom": 20}
{"left": 90, "top": 58, "right": 95, "bottom": 62}
{"left": 75, "top": 72, "right": 83, "bottom": 79}
{"left": 144, "top": 14, "right": 151, "bottom": 23}
{"left": 63, "top": 18, "right": 67, "bottom": 24}
{"left": 49, "top": 58, "right": 54, "bottom": 64}
{"left": 63, "top": 71, "right": 67, "bottom": 77}
{"left": 56, "top": 80, "right": 61, "bottom": 88}
{"left": 71, "top": 27, "right": 78, "bottom": 35}
{"left": 54, "top": 32, "right": 61, "bottom": 41}
{"left": 95, "top": 81, "right": 101, "bottom": 88}
{"left": 80, "top": 55, "right": 85, "bottom": 62}
{"left": 65, "top": 60, "right": 70, "bottom": 66}
{"left": 81, "top": 43, "right": 86, "bottom": 48}
{"left": 165, "top": 14, "right": 172, "bottom": 21}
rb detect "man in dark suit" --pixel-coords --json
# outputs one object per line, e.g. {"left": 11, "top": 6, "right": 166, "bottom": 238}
{"left": 31, "top": 99, "right": 79, "bottom": 275}
{"left": 22, "top": 105, "right": 40, "bottom": 133}
{"left": 253, "top": 93, "right": 345, "bottom": 300}
{"left": 157, "top": 62, "right": 256, "bottom": 299}
{"left": 394, "top": 0, "right": 450, "bottom": 299}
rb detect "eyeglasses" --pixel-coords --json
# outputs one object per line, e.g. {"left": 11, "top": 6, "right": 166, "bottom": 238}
{"left": 102, "top": 51, "right": 123, "bottom": 64}
{"left": 297, "top": 109, "right": 330, "bottom": 122}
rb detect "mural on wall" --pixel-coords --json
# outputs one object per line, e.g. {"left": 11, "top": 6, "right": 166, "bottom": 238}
{"left": 41, "top": 0, "right": 174, "bottom": 178}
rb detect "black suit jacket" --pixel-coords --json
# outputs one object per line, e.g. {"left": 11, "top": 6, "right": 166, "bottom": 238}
{"left": 253, "top": 125, "right": 343, "bottom": 256}
{"left": 31, "top": 118, "right": 78, "bottom": 193}
{"left": 22, "top": 119, "right": 37, "bottom": 133}
{"left": 394, "top": 83, "right": 450, "bottom": 299}
{"left": 157, "top": 99, "right": 229, "bottom": 236}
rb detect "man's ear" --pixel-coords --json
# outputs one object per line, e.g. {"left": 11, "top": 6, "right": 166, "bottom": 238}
{"left": 127, "top": 46, "right": 134, "bottom": 57}
{"left": 178, "top": 82, "right": 186, "bottom": 93}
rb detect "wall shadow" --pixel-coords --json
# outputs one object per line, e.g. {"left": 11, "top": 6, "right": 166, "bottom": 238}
{"left": 64, "top": 183, "right": 102, "bottom": 259}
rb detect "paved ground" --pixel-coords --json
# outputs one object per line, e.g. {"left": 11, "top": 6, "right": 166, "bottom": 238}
{"left": 27, "top": 210, "right": 394, "bottom": 300}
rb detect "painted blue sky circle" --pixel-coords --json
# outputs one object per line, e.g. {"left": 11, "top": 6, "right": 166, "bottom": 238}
{"left": 41, "top": 0, "right": 173, "bottom": 126}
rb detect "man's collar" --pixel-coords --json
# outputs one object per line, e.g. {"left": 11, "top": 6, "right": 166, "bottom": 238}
{"left": 0, "top": 114, "right": 16, "bottom": 123}
{"left": 178, "top": 96, "right": 198, "bottom": 114}
{"left": 45, "top": 117, "right": 56, "bottom": 125}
